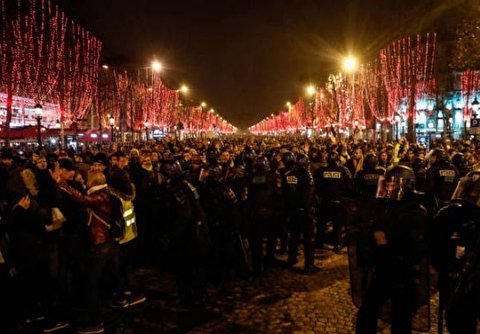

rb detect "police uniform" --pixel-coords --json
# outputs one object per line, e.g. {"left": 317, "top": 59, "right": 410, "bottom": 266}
{"left": 282, "top": 164, "right": 316, "bottom": 270}
{"left": 246, "top": 162, "right": 282, "bottom": 274}
{"left": 161, "top": 160, "right": 209, "bottom": 307}
{"left": 355, "top": 166, "right": 386, "bottom": 199}
{"left": 314, "top": 162, "right": 352, "bottom": 250}
{"left": 431, "top": 173, "right": 480, "bottom": 334}
{"left": 353, "top": 166, "right": 429, "bottom": 334}
{"left": 200, "top": 174, "right": 241, "bottom": 283}
{"left": 426, "top": 160, "right": 460, "bottom": 209}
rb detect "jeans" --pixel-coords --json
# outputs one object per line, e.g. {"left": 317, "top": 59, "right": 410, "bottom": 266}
{"left": 80, "top": 240, "right": 117, "bottom": 325}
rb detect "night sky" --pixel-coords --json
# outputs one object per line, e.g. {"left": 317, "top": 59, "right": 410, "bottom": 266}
{"left": 60, "top": 0, "right": 460, "bottom": 130}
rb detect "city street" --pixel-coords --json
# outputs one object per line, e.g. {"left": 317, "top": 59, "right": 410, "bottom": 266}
{"left": 99, "top": 249, "right": 443, "bottom": 334}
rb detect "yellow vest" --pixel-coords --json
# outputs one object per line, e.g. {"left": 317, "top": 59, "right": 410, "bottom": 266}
{"left": 119, "top": 197, "right": 138, "bottom": 244}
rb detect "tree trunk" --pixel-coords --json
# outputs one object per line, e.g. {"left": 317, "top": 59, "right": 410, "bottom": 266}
{"left": 5, "top": 86, "right": 13, "bottom": 148}
{"left": 407, "top": 91, "right": 416, "bottom": 143}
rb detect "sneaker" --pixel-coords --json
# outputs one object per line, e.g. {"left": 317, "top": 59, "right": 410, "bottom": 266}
{"left": 126, "top": 294, "right": 146, "bottom": 307}
{"left": 77, "top": 323, "right": 104, "bottom": 334}
{"left": 43, "top": 321, "right": 70, "bottom": 333}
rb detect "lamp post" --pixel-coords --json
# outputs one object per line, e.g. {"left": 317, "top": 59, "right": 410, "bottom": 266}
{"left": 34, "top": 103, "right": 43, "bottom": 148}
{"left": 353, "top": 119, "right": 360, "bottom": 139}
{"left": 305, "top": 84, "right": 316, "bottom": 137}
{"left": 343, "top": 56, "right": 358, "bottom": 129}
{"left": 109, "top": 115, "right": 115, "bottom": 143}
{"left": 200, "top": 102, "right": 207, "bottom": 137}
{"left": 144, "top": 121, "right": 150, "bottom": 141}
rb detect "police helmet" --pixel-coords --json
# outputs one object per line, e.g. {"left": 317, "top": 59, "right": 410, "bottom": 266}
{"left": 429, "top": 148, "right": 448, "bottom": 163}
{"left": 161, "top": 159, "right": 183, "bottom": 179}
{"left": 296, "top": 153, "right": 310, "bottom": 169}
{"left": 452, "top": 153, "right": 470, "bottom": 175}
{"left": 281, "top": 151, "right": 296, "bottom": 167}
{"left": 326, "top": 151, "right": 340, "bottom": 167}
{"left": 451, "top": 171, "right": 480, "bottom": 206}
{"left": 376, "top": 165, "right": 415, "bottom": 201}
{"left": 411, "top": 157, "right": 427, "bottom": 173}
{"left": 386, "top": 165, "right": 415, "bottom": 186}
{"left": 364, "top": 153, "right": 379, "bottom": 171}
{"left": 255, "top": 156, "right": 270, "bottom": 171}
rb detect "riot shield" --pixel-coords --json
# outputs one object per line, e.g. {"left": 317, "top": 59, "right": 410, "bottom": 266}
{"left": 346, "top": 198, "right": 376, "bottom": 308}
{"left": 346, "top": 200, "right": 431, "bottom": 332}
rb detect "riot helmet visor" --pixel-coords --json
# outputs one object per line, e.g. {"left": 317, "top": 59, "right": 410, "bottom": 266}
{"left": 375, "top": 175, "right": 408, "bottom": 201}
{"left": 451, "top": 172, "right": 480, "bottom": 206}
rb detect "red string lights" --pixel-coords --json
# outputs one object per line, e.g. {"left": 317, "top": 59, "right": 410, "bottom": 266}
{"left": 250, "top": 33, "right": 437, "bottom": 136}
{"left": 0, "top": 0, "right": 102, "bottom": 141}
{"left": 461, "top": 70, "right": 480, "bottom": 120}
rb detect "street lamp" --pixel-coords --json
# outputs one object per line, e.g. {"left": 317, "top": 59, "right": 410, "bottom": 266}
{"left": 343, "top": 56, "right": 358, "bottom": 72}
{"left": 108, "top": 115, "right": 115, "bottom": 142}
{"left": 201, "top": 101, "right": 207, "bottom": 108}
{"left": 286, "top": 101, "right": 291, "bottom": 109}
{"left": 343, "top": 55, "right": 358, "bottom": 129}
{"left": 306, "top": 85, "right": 316, "bottom": 97}
{"left": 151, "top": 61, "right": 162, "bottom": 72}
{"left": 305, "top": 85, "right": 316, "bottom": 136}
{"left": 179, "top": 85, "right": 189, "bottom": 94}
{"left": 34, "top": 103, "right": 43, "bottom": 148}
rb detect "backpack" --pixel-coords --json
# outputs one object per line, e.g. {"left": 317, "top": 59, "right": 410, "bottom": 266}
{"left": 110, "top": 195, "right": 126, "bottom": 240}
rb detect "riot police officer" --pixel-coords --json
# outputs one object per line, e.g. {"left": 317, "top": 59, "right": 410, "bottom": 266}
{"left": 199, "top": 163, "right": 242, "bottom": 282}
{"left": 241, "top": 147, "right": 257, "bottom": 176}
{"left": 411, "top": 157, "right": 427, "bottom": 193}
{"left": 246, "top": 156, "right": 282, "bottom": 275}
{"left": 426, "top": 148, "right": 460, "bottom": 211}
{"left": 314, "top": 151, "right": 352, "bottom": 251}
{"left": 308, "top": 147, "right": 324, "bottom": 176}
{"left": 451, "top": 152, "right": 471, "bottom": 177}
{"left": 281, "top": 152, "right": 319, "bottom": 273}
{"left": 431, "top": 171, "right": 480, "bottom": 334}
{"left": 354, "top": 165, "right": 429, "bottom": 334}
{"left": 355, "top": 153, "right": 386, "bottom": 199}
{"left": 160, "top": 159, "right": 209, "bottom": 308}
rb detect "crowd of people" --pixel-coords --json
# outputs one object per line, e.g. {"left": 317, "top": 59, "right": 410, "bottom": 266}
{"left": 0, "top": 134, "right": 480, "bottom": 334}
